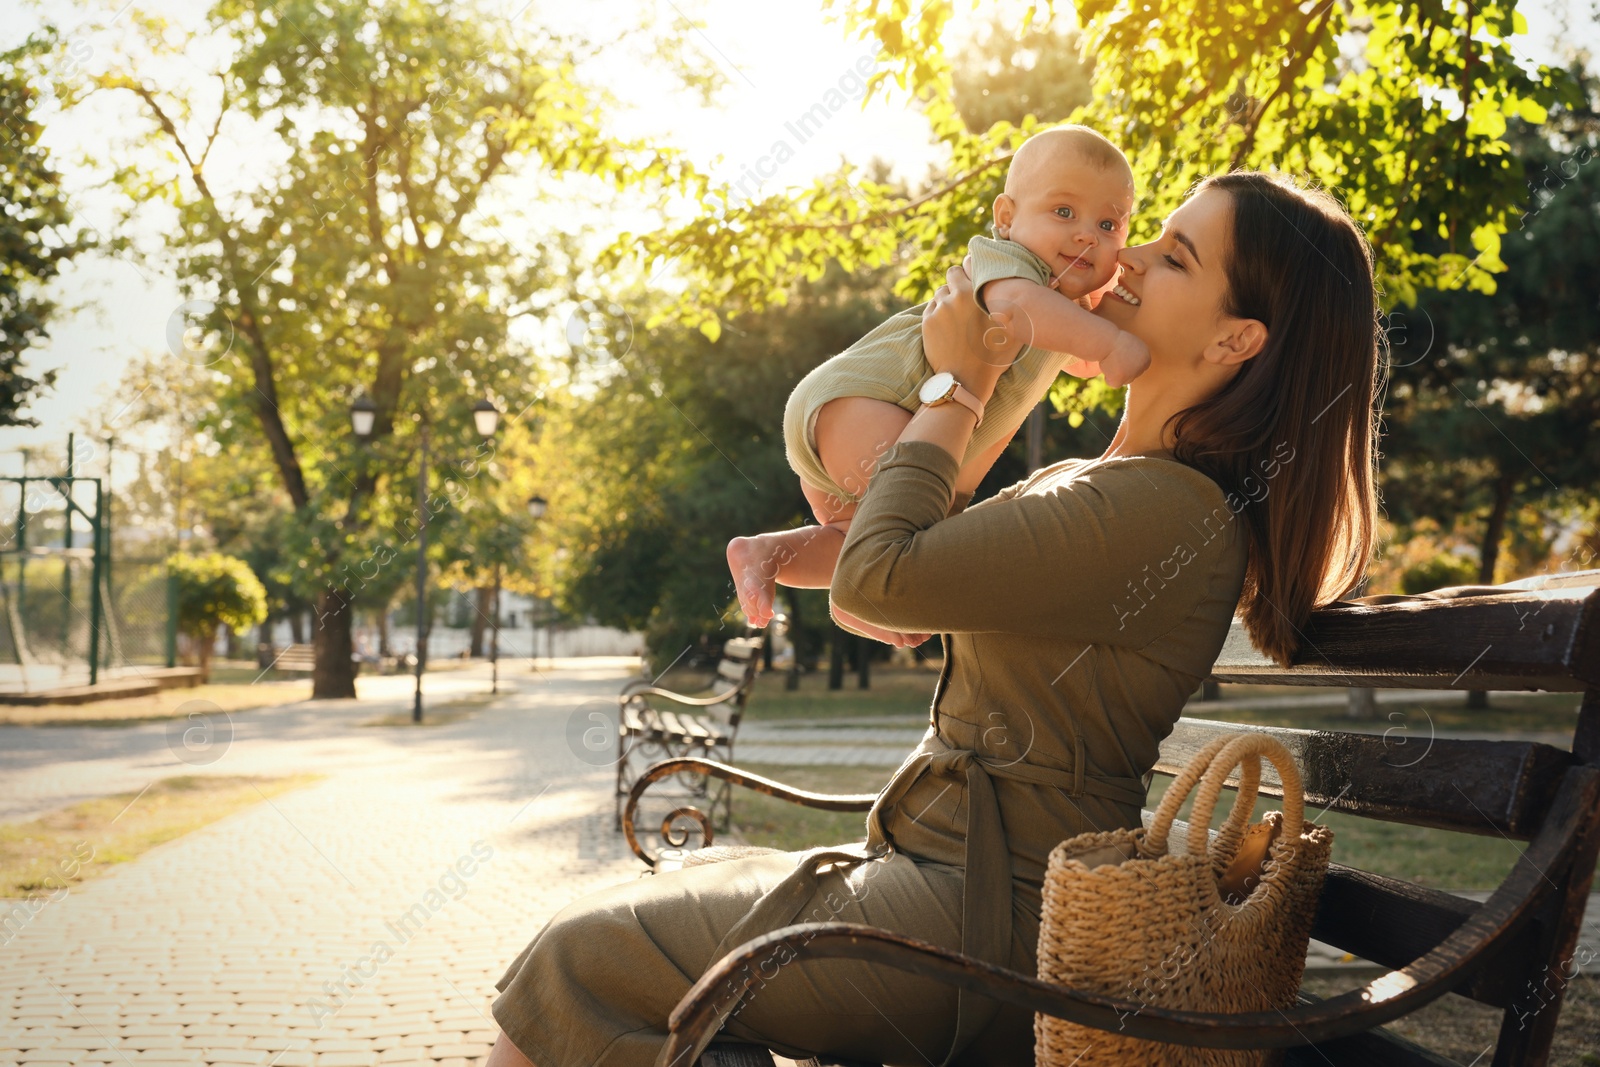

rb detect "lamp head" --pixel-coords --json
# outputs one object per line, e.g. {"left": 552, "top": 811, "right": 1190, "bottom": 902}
{"left": 472, "top": 399, "right": 500, "bottom": 439}
{"left": 350, "top": 395, "right": 377, "bottom": 438}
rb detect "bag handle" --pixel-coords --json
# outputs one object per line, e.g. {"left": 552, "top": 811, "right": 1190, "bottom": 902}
{"left": 1185, "top": 733, "right": 1306, "bottom": 866}
{"left": 1140, "top": 735, "right": 1261, "bottom": 861}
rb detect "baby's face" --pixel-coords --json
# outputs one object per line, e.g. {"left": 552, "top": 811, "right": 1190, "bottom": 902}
{"left": 998, "top": 158, "right": 1134, "bottom": 300}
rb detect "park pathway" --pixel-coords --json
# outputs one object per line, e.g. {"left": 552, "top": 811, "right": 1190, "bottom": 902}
{"left": 1, "top": 663, "right": 650, "bottom": 1067}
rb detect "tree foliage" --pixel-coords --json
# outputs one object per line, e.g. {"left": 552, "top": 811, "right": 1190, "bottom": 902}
{"left": 0, "top": 36, "right": 94, "bottom": 426}
{"left": 538, "top": 264, "right": 906, "bottom": 663}
{"left": 86, "top": 0, "right": 700, "bottom": 695}
{"left": 1379, "top": 78, "right": 1600, "bottom": 584}
{"left": 614, "top": 0, "right": 1578, "bottom": 339}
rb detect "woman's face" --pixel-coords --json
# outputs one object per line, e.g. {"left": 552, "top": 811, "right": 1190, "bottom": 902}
{"left": 1094, "top": 186, "right": 1238, "bottom": 372}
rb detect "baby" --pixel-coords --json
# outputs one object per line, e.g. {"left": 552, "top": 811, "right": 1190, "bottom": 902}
{"left": 727, "top": 125, "right": 1149, "bottom": 645}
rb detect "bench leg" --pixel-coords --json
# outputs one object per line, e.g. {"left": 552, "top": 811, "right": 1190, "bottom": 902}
{"left": 1490, "top": 740, "right": 1600, "bottom": 1066}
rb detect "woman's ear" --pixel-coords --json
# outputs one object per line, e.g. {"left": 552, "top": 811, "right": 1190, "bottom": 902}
{"left": 1203, "top": 317, "right": 1268, "bottom": 367}
{"left": 992, "top": 193, "right": 1015, "bottom": 238}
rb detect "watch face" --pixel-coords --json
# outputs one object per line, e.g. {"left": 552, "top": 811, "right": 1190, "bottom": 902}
{"left": 919, "top": 371, "right": 955, "bottom": 404}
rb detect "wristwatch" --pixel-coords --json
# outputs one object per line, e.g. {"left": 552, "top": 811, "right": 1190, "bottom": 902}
{"left": 918, "top": 371, "right": 985, "bottom": 427}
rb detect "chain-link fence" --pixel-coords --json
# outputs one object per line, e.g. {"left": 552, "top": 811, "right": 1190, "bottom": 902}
{"left": 0, "top": 551, "right": 172, "bottom": 693}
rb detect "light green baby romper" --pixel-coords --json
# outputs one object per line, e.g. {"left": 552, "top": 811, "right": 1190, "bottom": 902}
{"left": 781, "top": 235, "right": 1067, "bottom": 505}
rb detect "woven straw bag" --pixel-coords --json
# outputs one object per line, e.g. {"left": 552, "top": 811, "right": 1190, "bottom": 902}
{"left": 1034, "top": 732, "right": 1334, "bottom": 1066}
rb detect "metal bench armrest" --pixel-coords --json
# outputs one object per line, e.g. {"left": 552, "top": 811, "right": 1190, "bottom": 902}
{"left": 621, "top": 684, "right": 743, "bottom": 709}
{"left": 622, "top": 757, "right": 878, "bottom": 867}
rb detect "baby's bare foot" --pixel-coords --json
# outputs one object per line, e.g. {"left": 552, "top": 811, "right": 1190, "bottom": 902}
{"left": 1101, "top": 330, "right": 1151, "bottom": 388}
{"left": 833, "top": 605, "right": 930, "bottom": 649}
{"left": 727, "top": 536, "right": 778, "bottom": 627}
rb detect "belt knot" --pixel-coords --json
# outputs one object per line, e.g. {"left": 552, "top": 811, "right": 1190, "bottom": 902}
{"left": 928, "top": 748, "right": 974, "bottom": 777}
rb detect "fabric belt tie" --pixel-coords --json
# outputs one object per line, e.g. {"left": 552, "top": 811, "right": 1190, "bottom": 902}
{"left": 706, "top": 728, "right": 1146, "bottom": 1067}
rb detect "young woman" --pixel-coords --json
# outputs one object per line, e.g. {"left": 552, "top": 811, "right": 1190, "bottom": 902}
{"left": 485, "top": 171, "right": 1384, "bottom": 1067}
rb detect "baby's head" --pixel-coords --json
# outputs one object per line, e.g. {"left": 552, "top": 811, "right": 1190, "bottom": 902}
{"left": 992, "top": 125, "right": 1135, "bottom": 301}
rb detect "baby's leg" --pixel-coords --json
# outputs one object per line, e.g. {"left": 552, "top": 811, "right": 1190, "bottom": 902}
{"left": 727, "top": 509, "right": 849, "bottom": 629}
{"left": 727, "top": 397, "right": 928, "bottom": 643}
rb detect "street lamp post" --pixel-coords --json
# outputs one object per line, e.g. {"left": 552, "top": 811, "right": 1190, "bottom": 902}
{"left": 525, "top": 495, "right": 547, "bottom": 669}
{"left": 411, "top": 420, "right": 431, "bottom": 723}
{"left": 490, "top": 558, "right": 501, "bottom": 694}
{"left": 351, "top": 394, "right": 498, "bottom": 723}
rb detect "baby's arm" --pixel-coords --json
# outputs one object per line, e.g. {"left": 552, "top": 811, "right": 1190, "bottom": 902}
{"left": 982, "top": 277, "right": 1149, "bottom": 387}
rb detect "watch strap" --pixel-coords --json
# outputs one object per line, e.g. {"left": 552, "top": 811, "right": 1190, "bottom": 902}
{"left": 942, "top": 380, "right": 985, "bottom": 427}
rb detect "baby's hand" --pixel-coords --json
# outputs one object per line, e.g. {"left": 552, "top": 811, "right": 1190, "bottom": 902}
{"left": 1101, "top": 330, "right": 1151, "bottom": 388}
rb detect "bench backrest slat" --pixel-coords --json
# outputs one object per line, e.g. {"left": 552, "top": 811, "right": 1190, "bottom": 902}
{"left": 1152, "top": 718, "right": 1574, "bottom": 840}
{"left": 717, "top": 634, "right": 764, "bottom": 726}
{"left": 1207, "top": 585, "right": 1600, "bottom": 691}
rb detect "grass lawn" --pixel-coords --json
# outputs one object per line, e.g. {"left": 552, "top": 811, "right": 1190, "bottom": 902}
{"left": 725, "top": 761, "right": 1527, "bottom": 889}
{"left": 1300, "top": 972, "right": 1600, "bottom": 1067}
{"left": 0, "top": 774, "right": 323, "bottom": 899}
{"left": 705, "top": 670, "right": 1573, "bottom": 887}
{"left": 1189, "top": 688, "right": 1583, "bottom": 735}
{"left": 660, "top": 665, "right": 941, "bottom": 723}
{"left": 0, "top": 680, "right": 314, "bottom": 728}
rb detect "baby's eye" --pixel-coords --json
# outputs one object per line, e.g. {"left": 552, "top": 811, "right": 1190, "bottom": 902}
{"left": 1055, "top": 206, "right": 1075, "bottom": 219}
{"left": 1099, "top": 219, "right": 1118, "bottom": 232}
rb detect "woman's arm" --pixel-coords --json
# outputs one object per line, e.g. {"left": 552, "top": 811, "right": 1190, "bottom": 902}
{"left": 832, "top": 443, "right": 1241, "bottom": 640}
{"left": 831, "top": 264, "right": 1242, "bottom": 641}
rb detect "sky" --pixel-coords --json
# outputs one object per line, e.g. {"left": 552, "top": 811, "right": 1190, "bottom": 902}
{"left": 2, "top": 0, "right": 1597, "bottom": 481}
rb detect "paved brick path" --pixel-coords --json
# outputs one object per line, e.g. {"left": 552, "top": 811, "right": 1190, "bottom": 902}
{"left": 1, "top": 665, "right": 646, "bottom": 1067}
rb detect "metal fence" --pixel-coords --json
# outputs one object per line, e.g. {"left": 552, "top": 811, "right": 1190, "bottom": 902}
{"left": 0, "top": 551, "right": 171, "bottom": 693}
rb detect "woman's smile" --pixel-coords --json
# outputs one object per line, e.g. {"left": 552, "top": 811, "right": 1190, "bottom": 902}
{"left": 1106, "top": 279, "right": 1141, "bottom": 306}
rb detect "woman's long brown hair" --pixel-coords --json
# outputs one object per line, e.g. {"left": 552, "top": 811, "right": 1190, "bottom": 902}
{"left": 1167, "top": 172, "right": 1385, "bottom": 668}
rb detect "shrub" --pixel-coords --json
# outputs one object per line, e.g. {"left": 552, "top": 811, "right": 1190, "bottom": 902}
{"left": 1400, "top": 553, "right": 1480, "bottom": 595}
{"left": 167, "top": 553, "right": 268, "bottom": 680}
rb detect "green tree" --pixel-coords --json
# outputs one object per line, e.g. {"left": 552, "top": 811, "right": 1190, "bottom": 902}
{"left": 167, "top": 551, "right": 269, "bottom": 680}
{"left": 950, "top": 13, "right": 1094, "bottom": 133}
{"left": 618, "top": 0, "right": 1576, "bottom": 338}
{"left": 1400, "top": 552, "right": 1480, "bottom": 594}
{"left": 539, "top": 263, "right": 904, "bottom": 665}
{"left": 87, "top": 0, "right": 703, "bottom": 696}
{"left": 1382, "top": 81, "right": 1600, "bottom": 588}
{"left": 0, "top": 36, "right": 94, "bottom": 426}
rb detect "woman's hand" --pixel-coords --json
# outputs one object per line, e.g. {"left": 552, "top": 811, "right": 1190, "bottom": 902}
{"left": 921, "top": 257, "right": 1023, "bottom": 403}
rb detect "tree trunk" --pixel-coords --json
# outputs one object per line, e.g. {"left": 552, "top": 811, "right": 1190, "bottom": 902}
{"left": 785, "top": 593, "right": 802, "bottom": 691}
{"left": 828, "top": 623, "right": 846, "bottom": 691}
{"left": 289, "top": 610, "right": 305, "bottom": 645}
{"left": 1469, "top": 469, "right": 1516, "bottom": 710}
{"left": 376, "top": 608, "right": 391, "bottom": 658}
{"left": 469, "top": 585, "right": 492, "bottom": 658}
{"left": 311, "top": 589, "right": 358, "bottom": 699}
{"left": 196, "top": 628, "right": 214, "bottom": 683}
{"left": 1478, "top": 470, "right": 1515, "bottom": 585}
{"left": 855, "top": 633, "right": 871, "bottom": 690}
{"left": 1026, "top": 402, "right": 1046, "bottom": 473}
{"left": 1347, "top": 687, "right": 1378, "bottom": 719}
{"left": 224, "top": 624, "right": 241, "bottom": 661}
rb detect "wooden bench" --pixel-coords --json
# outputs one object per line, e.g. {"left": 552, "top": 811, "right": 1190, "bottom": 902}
{"left": 613, "top": 632, "right": 764, "bottom": 831}
{"left": 623, "top": 574, "right": 1600, "bottom": 1066}
{"left": 261, "top": 643, "right": 316, "bottom": 672}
